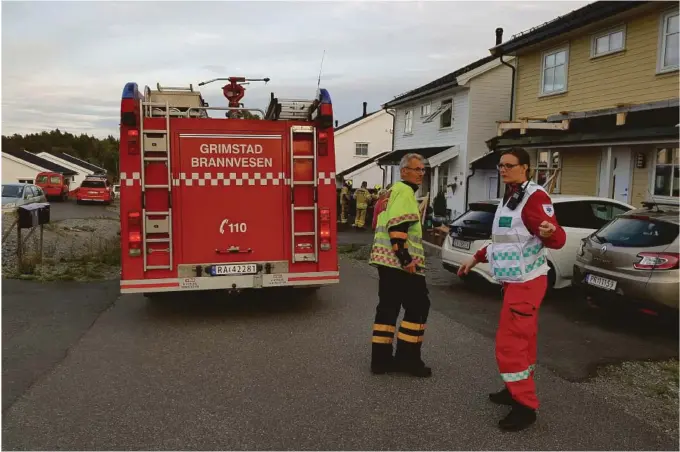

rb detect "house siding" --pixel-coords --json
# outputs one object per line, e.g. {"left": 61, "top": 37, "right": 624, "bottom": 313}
{"left": 334, "top": 110, "right": 393, "bottom": 188}
{"left": 466, "top": 63, "right": 514, "bottom": 163}
{"left": 559, "top": 149, "right": 600, "bottom": 196}
{"left": 515, "top": 4, "right": 680, "bottom": 119}
{"left": 630, "top": 145, "right": 655, "bottom": 207}
{"left": 393, "top": 89, "right": 469, "bottom": 152}
{"left": 2, "top": 155, "right": 45, "bottom": 184}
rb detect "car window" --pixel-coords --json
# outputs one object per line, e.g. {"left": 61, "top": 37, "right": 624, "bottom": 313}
{"left": 554, "top": 201, "right": 599, "bottom": 229}
{"left": 81, "top": 180, "right": 106, "bottom": 188}
{"left": 451, "top": 205, "right": 496, "bottom": 229}
{"left": 589, "top": 202, "right": 630, "bottom": 229}
{"left": 50, "top": 176, "right": 61, "bottom": 184}
{"left": 36, "top": 175, "right": 49, "bottom": 184}
{"left": 595, "top": 217, "right": 678, "bottom": 247}
{"left": 34, "top": 186, "right": 43, "bottom": 196}
{"left": 24, "top": 186, "right": 35, "bottom": 197}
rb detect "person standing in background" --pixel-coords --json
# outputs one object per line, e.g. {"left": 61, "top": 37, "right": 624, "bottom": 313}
{"left": 352, "top": 181, "right": 370, "bottom": 229}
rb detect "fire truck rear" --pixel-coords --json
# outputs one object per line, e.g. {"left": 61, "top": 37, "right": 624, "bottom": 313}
{"left": 118, "top": 77, "right": 339, "bottom": 295}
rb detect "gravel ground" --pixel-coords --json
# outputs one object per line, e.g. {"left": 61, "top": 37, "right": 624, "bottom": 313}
{"left": 2, "top": 212, "right": 121, "bottom": 281}
{"left": 577, "top": 359, "right": 679, "bottom": 437}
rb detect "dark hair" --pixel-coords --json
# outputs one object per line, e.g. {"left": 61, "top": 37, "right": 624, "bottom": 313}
{"left": 500, "top": 147, "right": 531, "bottom": 180}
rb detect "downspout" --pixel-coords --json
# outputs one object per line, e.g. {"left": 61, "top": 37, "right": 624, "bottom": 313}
{"left": 496, "top": 27, "right": 515, "bottom": 198}
{"left": 385, "top": 108, "right": 396, "bottom": 186}
{"left": 464, "top": 166, "right": 476, "bottom": 211}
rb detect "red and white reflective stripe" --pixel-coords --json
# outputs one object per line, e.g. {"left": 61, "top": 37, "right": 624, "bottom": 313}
{"left": 173, "top": 172, "right": 289, "bottom": 187}
{"left": 119, "top": 172, "right": 141, "bottom": 186}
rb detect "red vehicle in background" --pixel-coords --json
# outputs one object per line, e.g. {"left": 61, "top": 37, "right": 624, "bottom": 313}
{"left": 76, "top": 175, "right": 114, "bottom": 205}
{"left": 117, "top": 76, "right": 339, "bottom": 296}
{"left": 35, "top": 171, "right": 69, "bottom": 201}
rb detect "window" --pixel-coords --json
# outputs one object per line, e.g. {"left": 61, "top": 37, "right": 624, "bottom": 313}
{"left": 532, "top": 150, "right": 562, "bottom": 193}
{"left": 36, "top": 175, "right": 48, "bottom": 184}
{"left": 659, "top": 10, "right": 679, "bottom": 72}
{"left": 34, "top": 187, "right": 44, "bottom": 196}
{"left": 541, "top": 47, "right": 568, "bottom": 95}
{"left": 553, "top": 201, "right": 600, "bottom": 229}
{"left": 653, "top": 147, "right": 679, "bottom": 197}
{"left": 81, "top": 180, "right": 106, "bottom": 188}
{"left": 591, "top": 26, "right": 625, "bottom": 57}
{"left": 421, "top": 103, "right": 431, "bottom": 117}
{"left": 50, "top": 176, "right": 61, "bottom": 184}
{"left": 439, "top": 99, "right": 453, "bottom": 128}
{"left": 355, "top": 142, "right": 368, "bottom": 157}
{"left": 18, "top": 179, "right": 33, "bottom": 184}
{"left": 404, "top": 109, "right": 413, "bottom": 134}
{"left": 594, "top": 217, "right": 678, "bottom": 248}
{"left": 589, "top": 202, "right": 631, "bottom": 229}
{"left": 423, "top": 99, "right": 453, "bottom": 126}
{"left": 437, "top": 161, "right": 450, "bottom": 192}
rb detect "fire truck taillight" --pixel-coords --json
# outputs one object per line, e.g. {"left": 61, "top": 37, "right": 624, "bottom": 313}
{"left": 127, "top": 129, "right": 140, "bottom": 155}
{"left": 128, "top": 211, "right": 142, "bottom": 256}
{"left": 320, "top": 207, "right": 331, "bottom": 251}
{"left": 318, "top": 131, "right": 328, "bottom": 156}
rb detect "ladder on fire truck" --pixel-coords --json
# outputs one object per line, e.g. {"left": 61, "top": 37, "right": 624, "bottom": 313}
{"left": 265, "top": 96, "right": 316, "bottom": 121}
{"left": 290, "top": 125, "right": 319, "bottom": 263}
{"left": 139, "top": 98, "right": 174, "bottom": 272}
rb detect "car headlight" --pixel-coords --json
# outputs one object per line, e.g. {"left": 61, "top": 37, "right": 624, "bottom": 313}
{"left": 577, "top": 239, "right": 585, "bottom": 257}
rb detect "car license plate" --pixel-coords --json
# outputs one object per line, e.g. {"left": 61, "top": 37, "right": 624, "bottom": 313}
{"left": 586, "top": 274, "right": 617, "bottom": 291}
{"left": 213, "top": 263, "right": 258, "bottom": 276}
{"left": 452, "top": 239, "right": 471, "bottom": 250}
{"left": 88, "top": 191, "right": 98, "bottom": 195}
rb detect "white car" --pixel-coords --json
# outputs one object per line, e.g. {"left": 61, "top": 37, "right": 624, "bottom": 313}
{"left": 441, "top": 195, "right": 635, "bottom": 290}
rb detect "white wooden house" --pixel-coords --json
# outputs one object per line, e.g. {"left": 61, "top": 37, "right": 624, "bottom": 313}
{"left": 379, "top": 55, "right": 515, "bottom": 219}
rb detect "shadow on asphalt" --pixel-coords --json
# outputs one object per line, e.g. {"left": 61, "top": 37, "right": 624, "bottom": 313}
{"left": 141, "top": 287, "right": 324, "bottom": 320}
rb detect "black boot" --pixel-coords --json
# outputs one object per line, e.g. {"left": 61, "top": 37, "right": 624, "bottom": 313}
{"left": 371, "top": 343, "right": 395, "bottom": 374}
{"left": 394, "top": 341, "right": 432, "bottom": 378}
{"left": 498, "top": 402, "right": 537, "bottom": 432}
{"left": 489, "top": 387, "right": 514, "bottom": 405}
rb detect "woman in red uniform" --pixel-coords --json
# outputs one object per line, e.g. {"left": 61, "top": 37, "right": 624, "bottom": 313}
{"left": 458, "top": 147, "right": 566, "bottom": 431}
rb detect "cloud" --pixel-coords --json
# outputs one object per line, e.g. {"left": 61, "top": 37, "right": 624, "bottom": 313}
{"left": 2, "top": 0, "right": 591, "bottom": 138}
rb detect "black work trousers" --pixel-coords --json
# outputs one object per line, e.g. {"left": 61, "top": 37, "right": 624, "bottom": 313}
{"left": 371, "top": 265, "right": 431, "bottom": 366}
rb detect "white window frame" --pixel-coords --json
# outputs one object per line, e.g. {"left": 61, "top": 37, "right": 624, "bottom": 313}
{"left": 590, "top": 25, "right": 626, "bottom": 58}
{"left": 651, "top": 147, "right": 679, "bottom": 198}
{"left": 354, "top": 142, "right": 369, "bottom": 157}
{"left": 423, "top": 98, "right": 452, "bottom": 125}
{"left": 539, "top": 44, "right": 569, "bottom": 97}
{"left": 404, "top": 109, "right": 413, "bottom": 135}
{"left": 531, "top": 149, "right": 562, "bottom": 194}
{"left": 657, "top": 9, "right": 679, "bottom": 74}
{"left": 439, "top": 98, "right": 453, "bottom": 129}
{"left": 420, "top": 102, "right": 431, "bottom": 117}
{"left": 437, "top": 160, "right": 450, "bottom": 193}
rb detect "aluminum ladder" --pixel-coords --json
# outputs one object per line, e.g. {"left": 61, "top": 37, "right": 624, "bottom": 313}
{"left": 290, "top": 125, "right": 318, "bottom": 263}
{"left": 277, "top": 99, "right": 315, "bottom": 121}
{"left": 139, "top": 100, "right": 174, "bottom": 272}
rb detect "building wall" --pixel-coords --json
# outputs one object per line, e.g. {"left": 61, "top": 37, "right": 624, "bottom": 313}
{"left": 515, "top": 3, "right": 679, "bottom": 119}
{"left": 630, "top": 146, "right": 653, "bottom": 207}
{"left": 334, "top": 110, "right": 393, "bottom": 188}
{"left": 1, "top": 155, "right": 45, "bottom": 184}
{"left": 558, "top": 148, "right": 600, "bottom": 196}
{"left": 36, "top": 152, "right": 87, "bottom": 187}
{"left": 466, "top": 63, "right": 514, "bottom": 163}
{"left": 393, "top": 89, "right": 469, "bottom": 151}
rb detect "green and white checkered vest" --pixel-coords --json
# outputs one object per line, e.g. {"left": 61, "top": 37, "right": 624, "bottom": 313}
{"left": 369, "top": 181, "right": 425, "bottom": 275}
{"left": 488, "top": 182, "right": 550, "bottom": 283}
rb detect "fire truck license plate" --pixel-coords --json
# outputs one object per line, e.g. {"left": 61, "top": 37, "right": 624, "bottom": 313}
{"left": 213, "top": 264, "right": 258, "bottom": 276}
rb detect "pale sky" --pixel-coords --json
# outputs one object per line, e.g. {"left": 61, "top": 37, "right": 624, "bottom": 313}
{"left": 2, "top": 0, "right": 591, "bottom": 139}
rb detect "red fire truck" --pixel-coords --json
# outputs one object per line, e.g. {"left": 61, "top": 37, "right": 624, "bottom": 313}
{"left": 118, "top": 77, "right": 339, "bottom": 295}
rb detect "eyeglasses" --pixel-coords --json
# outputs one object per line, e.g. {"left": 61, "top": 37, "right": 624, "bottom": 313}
{"left": 406, "top": 167, "right": 426, "bottom": 174}
{"left": 497, "top": 163, "right": 520, "bottom": 171}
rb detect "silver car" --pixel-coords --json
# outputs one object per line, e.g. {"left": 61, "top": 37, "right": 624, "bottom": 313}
{"left": 2, "top": 183, "right": 48, "bottom": 210}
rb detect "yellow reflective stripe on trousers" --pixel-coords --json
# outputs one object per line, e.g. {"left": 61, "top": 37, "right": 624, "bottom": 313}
{"left": 372, "top": 336, "right": 392, "bottom": 344}
{"left": 397, "top": 332, "right": 423, "bottom": 343}
{"left": 373, "top": 324, "right": 396, "bottom": 333}
{"left": 400, "top": 320, "right": 425, "bottom": 331}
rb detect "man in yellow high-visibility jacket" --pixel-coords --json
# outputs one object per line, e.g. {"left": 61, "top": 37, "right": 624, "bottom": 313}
{"left": 353, "top": 181, "right": 371, "bottom": 228}
{"left": 369, "top": 153, "right": 431, "bottom": 378}
{"left": 339, "top": 181, "right": 351, "bottom": 223}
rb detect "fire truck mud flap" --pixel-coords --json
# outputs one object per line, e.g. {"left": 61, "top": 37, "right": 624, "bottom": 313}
{"left": 120, "top": 271, "right": 340, "bottom": 294}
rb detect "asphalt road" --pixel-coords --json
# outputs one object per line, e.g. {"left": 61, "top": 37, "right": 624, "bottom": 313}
{"left": 2, "top": 258, "right": 678, "bottom": 450}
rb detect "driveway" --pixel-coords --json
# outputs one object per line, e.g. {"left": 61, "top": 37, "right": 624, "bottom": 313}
{"left": 2, "top": 259, "right": 677, "bottom": 450}
{"left": 48, "top": 199, "right": 118, "bottom": 222}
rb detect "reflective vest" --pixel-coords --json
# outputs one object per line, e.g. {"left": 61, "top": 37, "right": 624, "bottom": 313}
{"left": 369, "top": 181, "right": 425, "bottom": 275}
{"left": 488, "top": 182, "right": 550, "bottom": 283}
{"left": 340, "top": 186, "right": 350, "bottom": 203}
{"left": 354, "top": 188, "right": 370, "bottom": 209}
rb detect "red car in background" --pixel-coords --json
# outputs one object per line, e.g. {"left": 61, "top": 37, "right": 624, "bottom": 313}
{"left": 76, "top": 176, "right": 113, "bottom": 205}
{"left": 35, "top": 171, "right": 70, "bottom": 201}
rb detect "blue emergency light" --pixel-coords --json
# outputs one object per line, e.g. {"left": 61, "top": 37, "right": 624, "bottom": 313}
{"left": 122, "top": 82, "right": 139, "bottom": 99}
{"left": 318, "top": 88, "right": 332, "bottom": 104}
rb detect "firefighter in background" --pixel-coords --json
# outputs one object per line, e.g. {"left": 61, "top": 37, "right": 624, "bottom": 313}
{"left": 339, "top": 180, "right": 351, "bottom": 223}
{"left": 369, "top": 153, "right": 431, "bottom": 378}
{"left": 458, "top": 147, "right": 566, "bottom": 432}
{"left": 352, "top": 181, "right": 371, "bottom": 229}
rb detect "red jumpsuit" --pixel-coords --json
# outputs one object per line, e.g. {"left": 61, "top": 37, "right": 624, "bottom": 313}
{"left": 474, "top": 185, "right": 566, "bottom": 410}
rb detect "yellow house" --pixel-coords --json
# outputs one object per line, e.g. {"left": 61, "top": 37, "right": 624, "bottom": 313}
{"left": 482, "top": 1, "right": 679, "bottom": 207}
